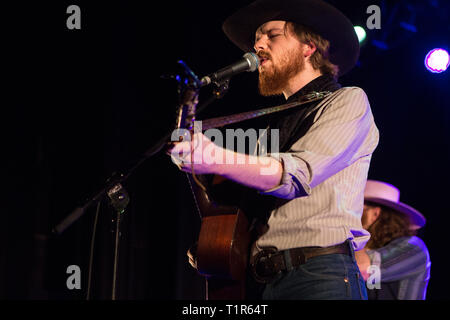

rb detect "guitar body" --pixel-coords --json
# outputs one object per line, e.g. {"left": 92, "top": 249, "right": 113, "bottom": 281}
{"left": 187, "top": 174, "right": 251, "bottom": 300}
{"left": 198, "top": 212, "right": 250, "bottom": 299}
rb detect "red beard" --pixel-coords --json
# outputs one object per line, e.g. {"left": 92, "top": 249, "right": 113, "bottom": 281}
{"left": 258, "top": 46, "right": 305, "bottom": 96}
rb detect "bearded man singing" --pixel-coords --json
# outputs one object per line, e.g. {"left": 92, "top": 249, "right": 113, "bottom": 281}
{"left": 170, "top": 0, "right": 380, "bottom": 300}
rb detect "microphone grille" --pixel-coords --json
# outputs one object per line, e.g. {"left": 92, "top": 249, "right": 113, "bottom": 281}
{"left": 243, "top": 52, "right": 260, "bottom": 72}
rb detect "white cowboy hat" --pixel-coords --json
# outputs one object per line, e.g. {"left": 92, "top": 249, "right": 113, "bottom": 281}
{"left": 364, "top": 180, "right": 426, "bottom": 229}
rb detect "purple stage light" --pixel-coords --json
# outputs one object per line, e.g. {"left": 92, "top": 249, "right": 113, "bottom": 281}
{"left": 424, "top": 48, "right": 449, "bottom": 73}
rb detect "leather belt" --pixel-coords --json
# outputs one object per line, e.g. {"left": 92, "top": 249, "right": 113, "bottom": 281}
{"left": 250, "top": 241, "right": 351, "bottom": 283}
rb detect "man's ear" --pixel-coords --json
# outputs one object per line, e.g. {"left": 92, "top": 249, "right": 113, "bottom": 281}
{"left": 303, "top": 41, "right": 317, "bottom": 59}
{"left": 373, "top": 206, "right": 381, "bottom": 221}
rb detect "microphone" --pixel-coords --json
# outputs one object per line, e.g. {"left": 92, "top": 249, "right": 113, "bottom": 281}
{"left": 201, "top": 52, "right": 260, "bottom": 86}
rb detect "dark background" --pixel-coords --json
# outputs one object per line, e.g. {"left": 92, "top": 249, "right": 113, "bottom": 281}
{"left": 3, "top": 0, "right": 449, "bottom": 300}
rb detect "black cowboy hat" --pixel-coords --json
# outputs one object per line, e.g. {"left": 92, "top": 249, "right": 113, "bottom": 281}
{"left": 222, "top": 0, "right": 360, "bottom": 76}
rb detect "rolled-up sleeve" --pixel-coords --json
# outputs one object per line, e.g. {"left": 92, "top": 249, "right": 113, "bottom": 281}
{"left": 260, "top": 87, "right": 379, "bottom": 199}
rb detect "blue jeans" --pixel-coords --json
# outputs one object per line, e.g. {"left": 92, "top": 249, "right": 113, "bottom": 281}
{"left": 260, "top": 244, "right": 368, "bottom": 300}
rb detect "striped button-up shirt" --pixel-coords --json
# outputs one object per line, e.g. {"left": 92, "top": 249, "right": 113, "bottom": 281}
{"left": 366, "top": 236, "right": 431, "bottom": 300}
{"left": 255, "top": 86, "right": 379, "bottom": 252}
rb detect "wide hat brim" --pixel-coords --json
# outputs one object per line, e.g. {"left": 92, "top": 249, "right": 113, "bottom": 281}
{"left": 365, "top": 197, "right": 427, "bottom": 229}
{"left": 222, "top": 0, "right": 360, "bottom": 76}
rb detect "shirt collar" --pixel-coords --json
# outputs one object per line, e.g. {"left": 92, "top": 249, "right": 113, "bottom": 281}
{"left": 286, "top": 74, "right": 341, "bottom": 103}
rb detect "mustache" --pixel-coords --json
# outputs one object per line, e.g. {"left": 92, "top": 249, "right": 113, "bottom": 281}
{"left": 256, "top": 51, "right": 271, "bottom": 60}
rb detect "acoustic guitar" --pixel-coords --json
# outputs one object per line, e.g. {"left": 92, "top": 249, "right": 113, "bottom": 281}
{"left": 172, "top": 65, "right": 251, "bottom": 300}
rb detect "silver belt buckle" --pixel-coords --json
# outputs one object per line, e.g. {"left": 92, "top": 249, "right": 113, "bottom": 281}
{"left": 250, "top": 247, "right": 279, "bottom": 284}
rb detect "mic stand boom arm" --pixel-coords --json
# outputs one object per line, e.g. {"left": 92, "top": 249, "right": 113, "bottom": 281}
{"left": 51, "top": 60, "right": 227, "bottom": 301}
{"left": 52, "top": 60, "right": 223, "bottom": 236}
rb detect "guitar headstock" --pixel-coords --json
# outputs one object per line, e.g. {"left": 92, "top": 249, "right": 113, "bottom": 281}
{"left": 176, "top": 86, "right": 198, "bottom": 131}
{"left": 172, "top": 60, "right": 203, "bottom": 132}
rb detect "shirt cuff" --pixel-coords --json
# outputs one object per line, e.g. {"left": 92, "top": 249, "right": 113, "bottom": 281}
{"left": 259, "top": 153, "right": 311, "bottom": 199}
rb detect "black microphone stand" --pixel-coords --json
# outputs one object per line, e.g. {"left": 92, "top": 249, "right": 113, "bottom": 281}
{"left": 52, "top": 60, "right": 229, "bottom": 300}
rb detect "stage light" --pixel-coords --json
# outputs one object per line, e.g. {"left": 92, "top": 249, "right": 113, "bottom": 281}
{"left": 354, "top": 26, "right": 367, "bottom": 43}
{"left": 424, "top": 48, "right": 449, "bottom": 73}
